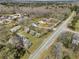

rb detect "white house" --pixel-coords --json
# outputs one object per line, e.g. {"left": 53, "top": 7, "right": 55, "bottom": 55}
{"left": 10, "top": 25, "right": 21, "bottom": 32}
{"left": 24, "top": 27, "right": 30, "bottom": 33}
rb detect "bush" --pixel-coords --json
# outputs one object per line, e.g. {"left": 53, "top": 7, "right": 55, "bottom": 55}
{"left": 63, "top": 55, "right": 70, "bottom": 59}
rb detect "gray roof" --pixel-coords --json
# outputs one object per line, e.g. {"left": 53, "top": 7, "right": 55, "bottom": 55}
{"left": 73, "top": 33, "right": 79, "bottom": 40}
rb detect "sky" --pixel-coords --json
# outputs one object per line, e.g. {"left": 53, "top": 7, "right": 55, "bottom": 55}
{"left": 28, "top": 0, "right": 76, "bottom": 1}
{"left": 19, "top": 0, "right": 77, "bottom": 1}
{"left": 0, "top": 0, "right": 78, "bottom": 2}
{"left": 1, "top": 0, "right": 78, "bottom": 1}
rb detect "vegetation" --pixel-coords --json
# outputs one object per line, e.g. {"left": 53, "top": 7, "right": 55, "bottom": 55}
{"left": 69, "top": 16, "right": 79, "bottom": 31}
{"left": 39, "top": 32, "right": 79, "bottom": 59}
{"left": 63, "top": 55, "right": 71, "bottom": 59}
{"left": 70, "top": 5, "right": 79, "bottom": 12}
{"left": 59, "top": 32, "right": 72, "bottom": 48}
{"left": 0, "top": 2, "right": 75, "bottom": 59}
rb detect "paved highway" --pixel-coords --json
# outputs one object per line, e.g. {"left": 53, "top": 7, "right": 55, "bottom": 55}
{"left": 29, "top": 11, "right": 76, "bottom": 59}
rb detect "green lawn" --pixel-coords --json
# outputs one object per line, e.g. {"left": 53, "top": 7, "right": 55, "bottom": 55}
{"left": 18, "top": 29, "right": 51, "bottom": 59}
{"left": 75, "top": 20, "right": 79, "bottom": 32}
{"left": 18, "top": 29, "right": 51, "bottom": 52}
{"left": 32, "top": 18, "right": 40, "bottom": 22}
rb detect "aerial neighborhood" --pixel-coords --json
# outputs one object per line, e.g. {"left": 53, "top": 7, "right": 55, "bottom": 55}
{"left": 0, "top": 0, "right": 79, "bottom": 59}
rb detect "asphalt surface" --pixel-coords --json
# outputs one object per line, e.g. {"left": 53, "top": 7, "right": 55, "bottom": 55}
{"left": 29, "top": 11, "right": 76, "bottom": 59}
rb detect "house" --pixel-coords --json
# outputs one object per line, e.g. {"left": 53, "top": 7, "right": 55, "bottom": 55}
{"left": 24, "top": 27, "right": 30, "bottom": 33}
{"left": 17, "top": 15, "right": 27, "bottom": 23}
{"left": 35, "top": 32, "right": 41, "bottom": 38}
{"left": 8, "top": 14, "right": 21, "bottom": 20}
{"left": 22, "top": 37, "right": 32, "bottom": 49}
{"left": 8, "top": 34, "right": 32, "bottom": 49}
{"left": 72, "top": 33, "right": 79, "bottom": 46}
{"left": 0, "top": 21, "right": 4, "bottom": 24}
{"left": 8, "top": 34, "right": 23, "bottom": 48}
{"left": 9, "top": 15, "right": 18, "bottom": 20}
{"left": 31, "top": 23, "right": 38, "bottom": 27}
{"left": 29, "top": 30, "right": 36, "bottom": 36}
{"left": 10, "top": 25, "right": 21, "bottom": 32}
{"left": 39, "top": 20, "right": 46, "bottom": 24}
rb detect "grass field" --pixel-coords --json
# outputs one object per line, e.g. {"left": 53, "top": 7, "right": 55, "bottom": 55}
{"left": 18, "top": 29, "right": 51, "bottom": 59}
{"left": 75, "top": 20, "right": 79, "bottom": 32}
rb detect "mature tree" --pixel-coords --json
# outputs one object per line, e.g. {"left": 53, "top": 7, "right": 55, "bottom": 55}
{"left": 59, "top": 32, "right": 72, "bottom": 48}
{"left": 63, "top": 55, "right": 71, "bottom": 59}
